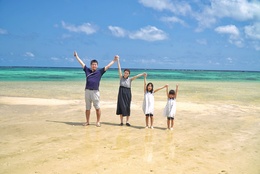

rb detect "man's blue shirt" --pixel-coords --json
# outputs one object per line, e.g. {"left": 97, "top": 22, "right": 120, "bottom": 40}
{"left": 83, "top": 65, "right": 106, "bottom": 90}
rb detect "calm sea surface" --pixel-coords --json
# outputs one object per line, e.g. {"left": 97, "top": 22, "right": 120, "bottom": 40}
{"left": 0, "top": 67, "right": 259, "bottom": 82}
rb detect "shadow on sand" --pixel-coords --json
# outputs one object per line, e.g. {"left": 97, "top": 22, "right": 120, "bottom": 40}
{"left": 46, "top": 120, "right": 166, "bottom": 130}
{"left": 46, "top": 120, "right": 83, "bottom": 126}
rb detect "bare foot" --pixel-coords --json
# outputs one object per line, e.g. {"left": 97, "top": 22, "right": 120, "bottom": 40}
{"left": 96, "top": 122, "right": 101, "bottom": 127}
{"left": 83, "top": 122, "right": 89, "bottom": 126}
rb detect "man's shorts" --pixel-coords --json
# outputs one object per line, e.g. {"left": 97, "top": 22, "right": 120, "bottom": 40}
{"left": 85, "top": 89, "right": 100, "bottom": 110}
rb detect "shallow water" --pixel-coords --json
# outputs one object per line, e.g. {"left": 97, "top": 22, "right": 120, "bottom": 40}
{"left": 1, "top": 67, "right": 260, "bottom": 82}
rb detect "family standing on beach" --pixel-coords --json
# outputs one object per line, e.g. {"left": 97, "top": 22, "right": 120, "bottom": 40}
{"left": 73, "top": 52, "right": 178, "bottom": 130}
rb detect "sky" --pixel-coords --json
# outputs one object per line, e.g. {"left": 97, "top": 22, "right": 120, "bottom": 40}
{"left": 0, "top": 0, "right": 260, "bottom": 71}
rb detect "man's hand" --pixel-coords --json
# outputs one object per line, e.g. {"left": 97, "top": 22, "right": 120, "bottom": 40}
{"left": 74, "top": 51, "right": 78, "bottom": 57}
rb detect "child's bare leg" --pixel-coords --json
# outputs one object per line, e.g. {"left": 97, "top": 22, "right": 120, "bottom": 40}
{"left": 171, "top": 119, "right": 174, "bottom": 128}
{"left": 150, "top": 116, "right": 154, "bottom": 128}
{"left": 167, "top": 119, "right": 170, "bottom": 129}
{"left": 145, "top": 116, "right": 149, "bottom": 127}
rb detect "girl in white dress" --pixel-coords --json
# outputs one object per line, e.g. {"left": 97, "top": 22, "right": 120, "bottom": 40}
{"left": 164, "top": 84, "right": 179, "bottom": 130}
{"left": 142, "top": 74, "right": 168, "bottom": 129}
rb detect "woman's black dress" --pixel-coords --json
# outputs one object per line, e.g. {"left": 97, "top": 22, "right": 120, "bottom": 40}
{"left": 116, "top": 86, "right": 131, "bottom": 116}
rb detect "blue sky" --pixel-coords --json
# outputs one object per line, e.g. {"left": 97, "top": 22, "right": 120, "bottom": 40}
{"left": 0, "top": 0, "right": 260, "bottom": 71}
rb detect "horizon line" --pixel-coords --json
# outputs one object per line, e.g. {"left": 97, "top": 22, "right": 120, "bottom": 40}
{"left": 0, "top": 66, "right": 259, "bottom": 73}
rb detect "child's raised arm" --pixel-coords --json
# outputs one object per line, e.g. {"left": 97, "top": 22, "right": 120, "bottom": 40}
{"left": 143, "top": 73, "right": 147, "bottom": 93}
{"left": 165, "top": 84, "right": 169, "bottom": 99}
{"left": 175, "top": 84, "right": 179, "bottom": 99}
{"left": 154, "top": 84, "right": 168, "bottom": 93}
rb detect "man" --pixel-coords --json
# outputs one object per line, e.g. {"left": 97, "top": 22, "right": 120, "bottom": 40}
{"left": 74, "top": 51, "right": 118, "bottom": 127}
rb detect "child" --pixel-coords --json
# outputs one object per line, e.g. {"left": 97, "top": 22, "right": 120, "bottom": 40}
{"left": 164, "top": 84, "right": 179, "bottom": 130}
{"left": 142, "top": 73, "right": 168, "bottom": 129}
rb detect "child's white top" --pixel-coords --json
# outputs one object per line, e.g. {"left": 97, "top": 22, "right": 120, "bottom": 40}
{"left": 163, "top": 98, "right": 176, "bottom": 117}
{"left": 142, "top": 92, "right": 154, "bottom": 114}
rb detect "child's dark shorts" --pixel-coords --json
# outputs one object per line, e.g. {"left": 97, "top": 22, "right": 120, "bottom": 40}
{"left": 145, "top": 113, "right": 153, "bottom": 117}
{"left": 167, "top": 117, "right": 174, "bottom": 120}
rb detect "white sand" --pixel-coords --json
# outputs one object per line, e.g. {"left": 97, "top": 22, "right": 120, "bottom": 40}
{"left": 0, "top": 81, "right": 260, "bottom": 174}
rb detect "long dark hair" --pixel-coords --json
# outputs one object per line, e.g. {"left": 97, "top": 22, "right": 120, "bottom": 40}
{"left": 146, "top": 82, "right": 154, "bottom": 93}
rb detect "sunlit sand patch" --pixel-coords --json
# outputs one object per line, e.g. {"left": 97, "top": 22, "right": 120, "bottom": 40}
{"left": 0, "top": 96, "right": 80, "bottom": 106}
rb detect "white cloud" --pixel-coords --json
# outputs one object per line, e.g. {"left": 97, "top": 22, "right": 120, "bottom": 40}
{"left": 209, "top": 0, "right": 260, "bottom": 21}
{"left": 253, "top": 43, "right": 260, "bottom": 51}
{"left": 244, "top": 22, "right": 260, "bottom": 40}
{"left": 61, "top": 21, "right": 97, "bottom": 35}
{"left": 194, "top": 0, "right": 260, "bottom": 31}
{"left": 51, "top": 57, "right": 74, "bottom": 62}
{"left": 139, "top": 0, "right": 173, "bottom": 11}
{"left": 227, "top": 57, "right": 233, "bottom": 63}
{"left": 24, "top": 52, "right": 35, "bottom": 57}
{"left": 138, "top": 0, "right": 192, "bottom": 15}
{"left": 65, "top": 57, "right": 74, "bottom": 62}
{"left": 160, "top": 16, "right": 187, "bottom": 26}
{"left": 108, "top": 25, "right": 167, "bottom": 41}
{"left": 139, "top": 0, "right": 260, "bottom": 34}
{"left": 136, "top": 58, "right": 157, "bottom": 64}
{"left": 215, "top": 25, "right": 244, "bottom": 47}
{"left": 129, "top": 26, "right": 168, "bottom": 41}
{"left": 51, "top": 57, "right": 60, "bottom": 61}
{"left": 108, "top": 26, "right": 127, "bottom": 37}
{"left": 229, "top": 38, "right": 244, "bottom": 48}
{"left": 215, "top": 25, "right": 239, "bottom": 36}
{"left": 61, "top": 34, "right": 72, "bottom": 39}
{"left": 0, "top": 28, "right": 7, "bottom": 34}
{"left": 193, "top": 11, "right": 217, "bottom": 32}
{"left": 196, "top": 39, "right": 207, "bottom": 45}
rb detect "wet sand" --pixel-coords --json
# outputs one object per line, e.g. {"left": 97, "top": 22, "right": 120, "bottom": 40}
{"left": 0, "top": 80, "right": 260, "bottom": 174}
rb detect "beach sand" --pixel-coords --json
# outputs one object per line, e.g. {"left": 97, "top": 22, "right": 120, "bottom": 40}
{"left": 0, "top": 80, "right": 260, "bottom": 174}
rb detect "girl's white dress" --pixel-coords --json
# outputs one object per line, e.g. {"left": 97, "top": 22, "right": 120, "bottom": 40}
{"left": 142, "top": 92, "right": 154, "bottom": 114}
{"left": 163, "top": 98, "right": 176, "bottom": 118}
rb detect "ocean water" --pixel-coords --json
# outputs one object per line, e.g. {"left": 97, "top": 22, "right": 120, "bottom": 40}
{"left": 0, "top": 66, "right": 260, "bottom": 82}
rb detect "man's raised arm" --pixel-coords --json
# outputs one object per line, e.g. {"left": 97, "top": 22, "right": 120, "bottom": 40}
{"left": 74, "top": 51, "right": 85, "bottom": 68}
{"left": 105, "top": 55, "right": 118, "bottom": 71}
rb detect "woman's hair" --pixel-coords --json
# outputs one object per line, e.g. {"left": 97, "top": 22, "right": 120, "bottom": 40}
{"left": 124, "top": 69, "right": 130, "bottom": 74}
{"left": 169, "top": 89, "right": 175, "bottom": 95}
{"left": 146, "top": 82, "right": 154, "bottom": 93}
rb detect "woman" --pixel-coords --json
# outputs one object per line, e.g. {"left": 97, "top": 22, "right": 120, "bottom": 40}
{"left": 116, "top": 56, "right": 146, "bottom": 126}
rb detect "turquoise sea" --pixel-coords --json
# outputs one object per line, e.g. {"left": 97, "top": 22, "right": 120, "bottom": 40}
{"left": 0, "top": 66, "right": 260, "bottom": 82}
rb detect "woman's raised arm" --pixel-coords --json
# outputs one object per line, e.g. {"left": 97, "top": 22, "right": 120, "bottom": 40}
{"left": 117, "top": 57, "right": 122, "bottom": 79}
